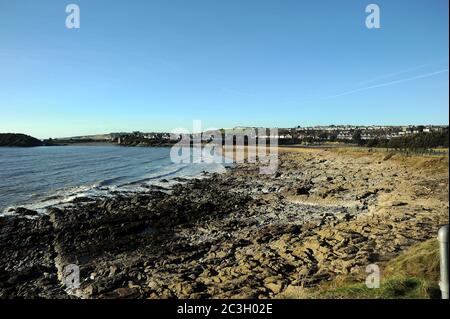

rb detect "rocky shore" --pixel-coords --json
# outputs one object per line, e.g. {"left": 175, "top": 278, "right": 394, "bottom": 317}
{"left": 0, "top": 148, "right": 448, "bottom": 299}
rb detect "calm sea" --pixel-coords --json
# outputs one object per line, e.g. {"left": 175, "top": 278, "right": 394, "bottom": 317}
{"left": 0, "top": 145, "right": 226, "bottom": 214}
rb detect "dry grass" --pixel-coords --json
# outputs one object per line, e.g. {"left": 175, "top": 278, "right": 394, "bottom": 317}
{"left": 280, "top": 239, "right": 442, "bottom": 299}
{"left": 384, "top": 239, "right": 440, "bottom": 281}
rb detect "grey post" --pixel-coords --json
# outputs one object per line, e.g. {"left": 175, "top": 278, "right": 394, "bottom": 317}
{"left": 438, "top": 225, "right": 449, "bottom": 299}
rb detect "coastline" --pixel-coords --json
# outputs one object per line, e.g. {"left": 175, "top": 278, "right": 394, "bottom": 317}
{"left": 0, "top": 145, "right": 232, "bottom": 215}
{"left": 0, "top": 148, "right": 448, "bottom": 298}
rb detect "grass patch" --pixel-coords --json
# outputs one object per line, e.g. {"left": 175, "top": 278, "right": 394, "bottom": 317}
{"left": 281, "top": 239, "right": 442, "bottom": 299}
{"left": 384, "top": 239, "right": 440, "bottom": 281}
{"left": 309, "top": 276, "right": 439, "bottom": 299}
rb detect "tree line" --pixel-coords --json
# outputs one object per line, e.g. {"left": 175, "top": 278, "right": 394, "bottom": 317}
{"left": 354, "top": 131, "right": 449, "bottom": 150}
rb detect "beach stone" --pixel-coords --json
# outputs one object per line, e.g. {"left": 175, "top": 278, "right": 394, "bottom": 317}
{"left": 15, "top": 207, "right": 38, "bottom": 216}
{"left": 0, "top": 148, "right": 447, "bottom": 299}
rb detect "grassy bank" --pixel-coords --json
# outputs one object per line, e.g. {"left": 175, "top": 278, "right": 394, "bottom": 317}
{"left": 281, "top": 239, "right": 441, "bottom": 299}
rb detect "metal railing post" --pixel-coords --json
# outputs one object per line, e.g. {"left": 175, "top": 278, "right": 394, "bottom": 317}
{"left": 438, "top": 225, "right": 449, "bottom": 299}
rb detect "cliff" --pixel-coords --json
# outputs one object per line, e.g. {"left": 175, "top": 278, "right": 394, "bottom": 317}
{"left": 0, "top": 133, "right": 43, "bottom": 147}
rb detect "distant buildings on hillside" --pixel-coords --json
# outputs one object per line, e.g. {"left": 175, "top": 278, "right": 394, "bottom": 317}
{"left": 110, "top": 132, "right": 172, "bottom": 144}
{"left": 87, "top": 125, "right": 449, "bottom": 145}
{"left": 293, "top": 125, "right": 448, "bottom": 141}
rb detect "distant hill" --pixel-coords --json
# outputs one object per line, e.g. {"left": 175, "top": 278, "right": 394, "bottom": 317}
{"left": 0, "top": 133, "right": 43, "bottom": 147}
{"left": 59, "top": 134, "right": 112, "bottom": 141}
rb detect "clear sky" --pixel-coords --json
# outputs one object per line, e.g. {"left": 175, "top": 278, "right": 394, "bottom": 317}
{"left": 0, "top": 0, "right": 448, "bottom": 138}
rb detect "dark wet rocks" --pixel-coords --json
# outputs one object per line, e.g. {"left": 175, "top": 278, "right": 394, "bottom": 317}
{"left": 13, "top": 207, "right": 40, "bottom": 217}
{"left": 0, "top": 215, "right": 68, "bottom": 298}
{"left": 296, "top": 185, "right": 312, "bottom": 195}
{"left": 0, "top": 150, "right": 447, "bottom": 299}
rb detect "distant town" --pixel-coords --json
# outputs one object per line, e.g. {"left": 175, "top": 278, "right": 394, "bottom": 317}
{"left": 285, "top": 124, "right": 449, "bottom": 141}
{"left": 49, "top": 124, "right": 449, "bottom": 144}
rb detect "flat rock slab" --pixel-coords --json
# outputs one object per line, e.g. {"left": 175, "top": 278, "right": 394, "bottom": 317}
{"left": 0, "top": 149, "right": 448, "bottom": 299}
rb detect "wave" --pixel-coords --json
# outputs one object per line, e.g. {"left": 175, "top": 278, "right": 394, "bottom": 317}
{"left": 0, "top": 145, "right": 233, "bottom": 216}
{"left": 97, "top": 176, "right": 131, "bottom": 187}
{"left": 1, "top": 162, "right": 228, "bottom": 217}
{"left": 1, "top": 183, "right": 103, "bottom": 215}
{"left": 120, "top": 166, "right": 187, "bottom": 186}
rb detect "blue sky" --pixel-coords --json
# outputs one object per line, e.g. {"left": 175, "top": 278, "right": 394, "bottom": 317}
{"left": 0, "top": 0, "right": 448, "bottom": 138}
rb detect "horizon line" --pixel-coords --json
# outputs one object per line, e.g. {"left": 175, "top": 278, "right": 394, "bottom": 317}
{"left": 3, "top": 123, "right": 450, "bottom": 140}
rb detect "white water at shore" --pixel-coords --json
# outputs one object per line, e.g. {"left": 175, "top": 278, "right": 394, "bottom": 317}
{"left": 0, "top": 145, "right": 228, "bottom": 215}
